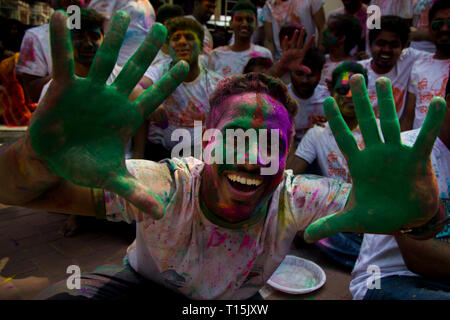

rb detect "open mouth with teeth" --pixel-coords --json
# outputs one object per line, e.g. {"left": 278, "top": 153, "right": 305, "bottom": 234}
{"left": 226, "top": 172, "right": 264, "bottom": 193}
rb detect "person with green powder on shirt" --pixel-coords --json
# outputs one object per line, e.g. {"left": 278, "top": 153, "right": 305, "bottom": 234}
{"left": 0, "top": 10, "right": 447, "bottom": 300}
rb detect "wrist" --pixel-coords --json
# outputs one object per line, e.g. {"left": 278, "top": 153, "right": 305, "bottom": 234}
{"left": 400, "top": 202, "right": 447, "bottom": 240}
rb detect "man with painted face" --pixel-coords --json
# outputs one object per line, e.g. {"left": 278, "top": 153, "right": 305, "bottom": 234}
{"left": 132, "top": 17, "right": 222, "bottom": 160}
{"left": 15, "top": 0, "right": 82, "bottom": 103}
{"left": 401, "top": 0, "right": 450, "bottom": 131}
{"left": 0, "top": 11, "right": 447, "bottom": 300}
{"left": 288, "top": 62, "right": 370, "bottom": 267}
{"left": 359, "top": 15, "right": 431, "bottom": 119}
{"left": 319, "top": 14, "right": 362, "bottom": 88}
{"left": 208, "top": 0, "right": 272, "bottom": 78}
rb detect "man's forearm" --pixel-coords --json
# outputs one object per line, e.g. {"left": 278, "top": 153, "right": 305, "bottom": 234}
{"left": 395, "top": 234, "right": 450, "bottom": 280}
{"left": 0, "top": 137, "right": 62, "bottom": 205}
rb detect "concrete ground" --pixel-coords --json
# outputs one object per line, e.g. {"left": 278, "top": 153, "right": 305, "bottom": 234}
{"left": 0, "top": 204, "right": 352, "bottom": 300}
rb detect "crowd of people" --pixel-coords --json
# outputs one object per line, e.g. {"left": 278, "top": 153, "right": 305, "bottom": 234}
{"left": 0, "top": 0, "right": 448, "bottom": 300}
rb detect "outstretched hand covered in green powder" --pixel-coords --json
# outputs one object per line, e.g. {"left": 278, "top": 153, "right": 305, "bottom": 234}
{"left": 29, "top": 11, "right": 189, "bottom": 219}
{"left": 304, "top": 75, "right": 446, "bottom": 243}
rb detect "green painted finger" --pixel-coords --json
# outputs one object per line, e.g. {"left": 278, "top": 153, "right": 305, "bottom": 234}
{"left": 350, "top": 74, "right": 382, "bottom": 147}
{"left": 412, "top": 97, "right": 446, "bottom": 159}
{"left": 88, "top": 11, "right": 130, "bottom": 84}
{"left": 376, "top": 77, "right": 401, "bottom": 144}
{"left": 50, "top": 11, "right": 74, "bottom": 83}
{"left": 303, "top": 210, "right": 357, "bottom": 243}
{"left": 136, "top": 61, "right": 189, "bottom": 118}
{"left": 113, "top": 23, "right": 167, "bottom": 96}
{"left": 324, "top": 96, "right": 359, "bottom": 157}
{"left": 105, "top": 170, "right": 166, "bottom": 220}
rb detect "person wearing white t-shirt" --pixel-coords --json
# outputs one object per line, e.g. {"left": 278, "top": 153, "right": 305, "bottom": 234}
{"left": 261, "top": 0, "right": 325, "bottom": 61}
{"left": 87, "top": 0, "right": 156, "bottom": 67}
{"left": 15, "top": 0, "right": 82, "bottom": 103}
{"left": 283, "top": 47, "right": 327, "bottom": 147}
{"left": 359, "top": 15, "right": 430, "bottom": 119}
{"left": 133, "top": 17, "right": 223, "bottom": 161}
{"left": 401, "top": 0, "right": 450, "bottom": 131}
{"left": 288, "top": 62, "right": 370, "bottom": 268}
{"left": 350, "top": 84, "right": 450, "bottom": 299}
{"left": 319, "top": 14, "right": 363, "bottom": 88}
{"left": 208, "top": 1, "right": 273, "bottom": 78}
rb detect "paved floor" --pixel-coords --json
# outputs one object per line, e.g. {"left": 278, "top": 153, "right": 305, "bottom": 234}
{"left": 0, "top": 205, "right": 352, "bottom": 300}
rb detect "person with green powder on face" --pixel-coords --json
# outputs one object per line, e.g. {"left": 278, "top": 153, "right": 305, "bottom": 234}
{"left": 288, "top": 62, "right": 372, "bottom": 268}
{"left": 130, "top": 17, "right": 223, "bottom": 161}
{"left": 0, "top": 10, "right": 447, "bottom": 300}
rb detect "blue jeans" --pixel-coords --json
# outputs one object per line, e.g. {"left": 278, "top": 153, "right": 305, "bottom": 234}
{"left": 364, "top": 275, "right": 450, "bottom": 300}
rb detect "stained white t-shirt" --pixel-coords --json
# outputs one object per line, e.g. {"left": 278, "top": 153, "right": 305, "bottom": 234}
{"left": 295, "top": 122, "right": 373, "bottom": 183}
{"left": 288, "top": 83, "right": 329, "bottom": 145}
{"left": 350, "top": 129, "right": 450, "bottom": 300}
{"left": 359, "top": 48, "right": 431, "bottom": 118}
{"left": 408, "top": 55, "right": 450, "bottom": 129}
{"left": 208, "top": 44, "right": 273, "bottom": 77}
{"left": 103, "top": 157, "right": 351, "bottom": 299}
{"left": 261, "top": 0, "right": 325, "bottom": 60}
{"left": 15, "top": 24, "right": 51, "bottom": 77}
{"left": 88, "top": 0, "right": 156, "bottom": 66}
{"left": 144, "top": 63, "right": 223, "bottom": 151}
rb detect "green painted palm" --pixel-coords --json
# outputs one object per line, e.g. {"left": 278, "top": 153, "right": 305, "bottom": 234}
{"left": 304, "top": 75, "right": 446, "bottom": 242}
{"left": 29, "top": 11, "right": 189, "bottom": 219}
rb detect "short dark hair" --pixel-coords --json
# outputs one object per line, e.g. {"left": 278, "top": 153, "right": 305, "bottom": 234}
{"left": 330, "top": 61, "right": 368, "bottom": 89}
{"left": 166, "top": 17, "right": 205, "bottom": 48}
{"left": 328, "top": 14, "right": 362, "bottom": 54}
{"left": 76, "top": 8, "right": 105, "bottom": 33}
{"left": 208, "top": 73, "right": 299, "bottom": 140}
{"left": 156, "top": 4, "right": 184, "bottom": 24}
{"left": 243, "top": 57, "right": 273, "bottom": 73}
{"left": 301, "top": 47, "right": 326, "bottom": 74}
{"left": 231, "top": 0, "right": 257, "bottom": 17}
{"left": 279, "top": 24, "right": 304, "bottom": 43}
{"left": 429, "top": 0, "right": 450, "bottom": 23}
{"left": 369, "top": 15, "right": 410, "bottom": 48}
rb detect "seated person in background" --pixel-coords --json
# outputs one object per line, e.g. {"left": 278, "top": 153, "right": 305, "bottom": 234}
{"left": 401, "top": 0, "right": 450, "bottom": 131}
{"left": 285, "top": 47, "right": 328, "bottom": 148}
{"left": 350, "top": 74, "right": 450, "bottom": 300}
{"left": 288, "top": 62, "right": 370, "bottom": 268}
{"left": 133, "top": 17, "right": 223, "bottom": 161}
{"left": 243, "top": 56, "right": 273, "bottom": 74}
{"left": 319, "top": 14, "right": 363, "bottom": 88}
{"left": 15, "top": 0, "right": 82, "bottom": 103}
{"left": 208, "top": 0, "right": 272, "bottom": 78}
{"left": 359, "top": 15, "right": 431, "bottom": 119}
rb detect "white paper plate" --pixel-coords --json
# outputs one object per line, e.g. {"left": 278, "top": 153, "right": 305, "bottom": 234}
{"left": 267, "top": 255, "right": 326, "bottom": 294}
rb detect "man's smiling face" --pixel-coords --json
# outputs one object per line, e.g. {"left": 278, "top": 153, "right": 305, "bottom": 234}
{"left": 231, "top": 10, "right": 256, "bottom": 39}
{"left": 169, "top": 30, "right": 201, "bottom": 66}
{"left": 201, "top": 92, "right": 291, "bottom": 223}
